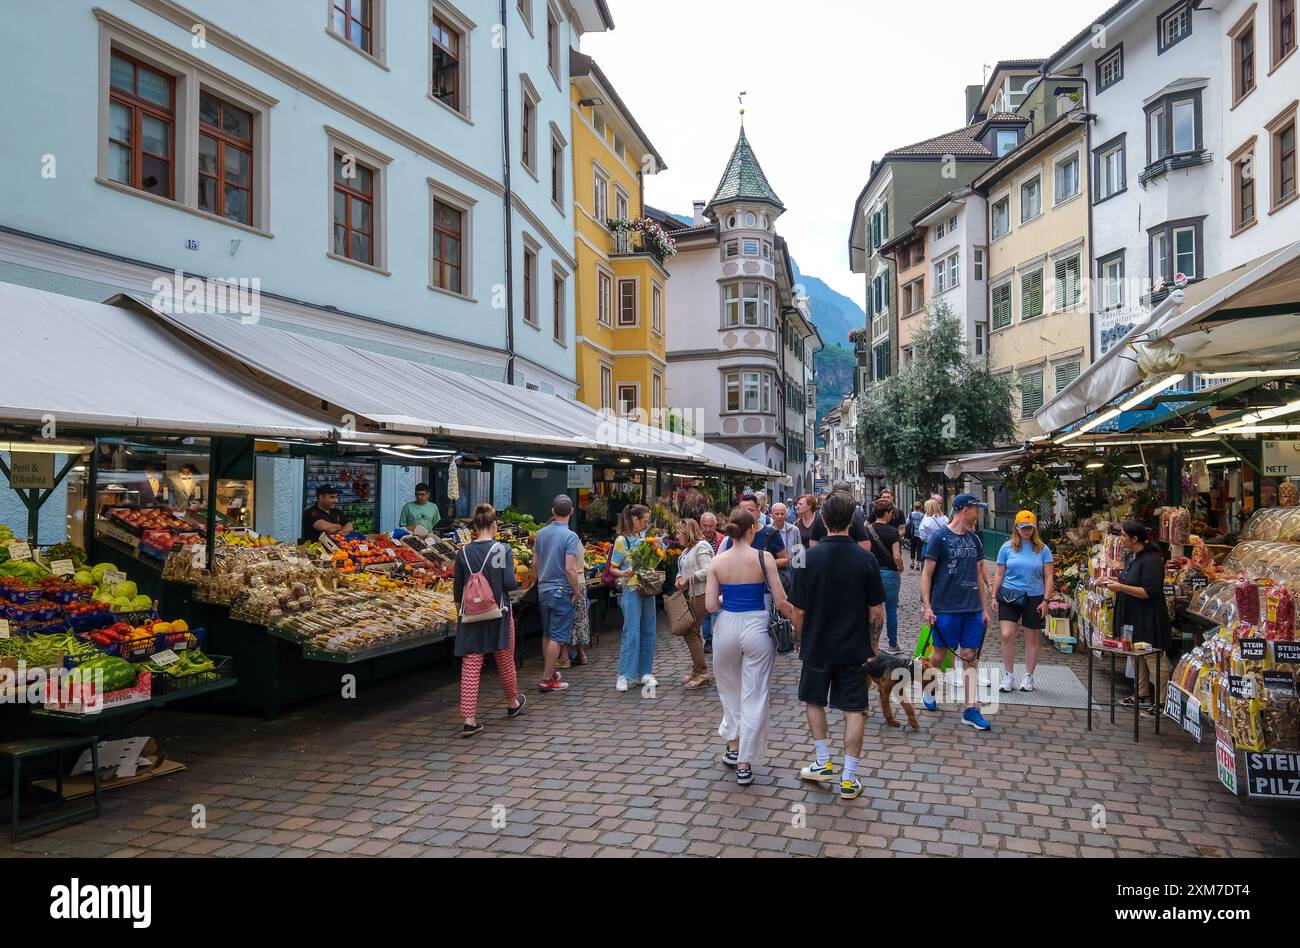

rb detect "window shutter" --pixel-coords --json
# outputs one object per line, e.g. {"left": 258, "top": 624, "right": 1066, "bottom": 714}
{"left": 1020, "top": 370, "right": 1044, "bottom": 418}
{"left": 992, "top": 283, "right": 1012, "bottom": 330}
{"left": 1055, "top": 360, "right": 1081, "bottom": 393}
{"left": 881, "top": 203, "right": 889, "bottom": 240}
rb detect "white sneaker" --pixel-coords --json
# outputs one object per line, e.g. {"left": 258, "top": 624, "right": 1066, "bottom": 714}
{"left": 1020, "top": 674, "right": 1035, "bottom": 692}
{"left": 616, "top": 676, "right": 629, "bottom": 692}
{"left": 641, "top": 674, "right": 658, "bottom": 688}
{"left": 999, "top": 672, "right": 1016, "bottom": 693}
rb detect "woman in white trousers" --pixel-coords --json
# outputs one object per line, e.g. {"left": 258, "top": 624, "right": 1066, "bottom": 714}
{"left": 706, "top": 507, "right": 795, "bottom": 786}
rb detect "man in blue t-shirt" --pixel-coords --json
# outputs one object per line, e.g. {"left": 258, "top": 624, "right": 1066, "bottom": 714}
{"left": 920, "top": 493, "right": 994, "bottom": 731}
{"left": 533, "top": 495, "right": 585, "bottom": 694}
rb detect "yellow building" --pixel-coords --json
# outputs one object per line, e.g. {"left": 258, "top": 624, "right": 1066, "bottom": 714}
{"left": 974, "top": 110, "right": 1091, "bottom": 441}
{"left": 569, "top": 53, "right": 670, "bottom": 426}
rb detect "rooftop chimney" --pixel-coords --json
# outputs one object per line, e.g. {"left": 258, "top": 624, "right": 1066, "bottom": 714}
{"left": 692, "top": 201, "right": 706, "bottom": 226}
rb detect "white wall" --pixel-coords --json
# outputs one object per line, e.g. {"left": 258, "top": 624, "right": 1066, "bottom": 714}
{"left": 1066, "top": 0, "right": 1223, "bottom": 357}
{"left": 0, "top": 0, "right": 581, "bottom": 394}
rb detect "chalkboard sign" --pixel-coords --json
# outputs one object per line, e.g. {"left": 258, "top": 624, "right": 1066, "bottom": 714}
{"left": 1240, "top": 638, "right": 1268, "bottom": 661}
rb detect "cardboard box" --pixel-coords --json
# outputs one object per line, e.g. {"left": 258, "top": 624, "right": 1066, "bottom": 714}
{"left": 42, "top": 670, "right": 153, "bottom": 715}
{"left": 32, "top": 738, "right": 186, "bottom": 800}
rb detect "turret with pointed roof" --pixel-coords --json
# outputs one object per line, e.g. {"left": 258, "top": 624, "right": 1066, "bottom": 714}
{"left": 706, "top": 127, "right": 784, "bottom": 216}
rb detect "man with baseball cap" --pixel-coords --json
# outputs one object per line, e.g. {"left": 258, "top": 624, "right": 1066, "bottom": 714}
{"left": 301, "top": 484, "right": 354, "bottom": 542}
{"left": 920, "top": 492, "right": 994, "bottom": 730}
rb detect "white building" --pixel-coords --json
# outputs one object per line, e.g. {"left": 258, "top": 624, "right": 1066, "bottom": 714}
{"left": 1046, "top": 0, "right": 1226, "bottom": 359}
{"left": 654, "top": 127, "right": 820, "bottom": 495}
{"left": 817, "top": 395, "right": 862, "bottom": 498}
{"left": 1217, "top": 0, "right": 1298, "bottom": 270}
{"left": 0, "top": 0, "right": 613, "bottom": 394}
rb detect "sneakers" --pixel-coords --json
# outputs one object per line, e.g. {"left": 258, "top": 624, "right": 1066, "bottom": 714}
{"left": 736, "top": 766, "right": 754, "bottom": 786}
{"left": 962, "top": 707, "right": 992, "bottom": 731}
{"left": 883, "top": 643, "right": 902, "bottom": 655}
{"left": 507, "top": 694, "right": 527, "bottom": 718}
{"left": 615, "top": 676, "right": 629, "bottom": 692}
{"left": 922, "top": 691, "right": 938, "bottom": 712}
{"left": 539, "top": 674, "right": 570, "bottom": 693}
{"left": 460, "top": 722, "right": 484, "bottom": 738}
{"left": 1020, "top": 674, "right": 1035, "bottom": 692}
{"left": 641, "top": 674, "right": 658, "bottom": 688}
{"left": 999, "top": 672, "right": 1016, "bottom": 693}
{"left": 799, "top": 760, "right": 837, "bottom": 783}
{"left": 721, "top": 748, "right": 739, "bottom": 768}
{"left": 839, "top": 778, "right": 863, "bottom": 800}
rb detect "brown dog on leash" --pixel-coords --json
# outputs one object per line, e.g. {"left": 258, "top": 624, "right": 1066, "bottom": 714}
{"left": 865, "top": 651, "right": 931, "bottom": 730}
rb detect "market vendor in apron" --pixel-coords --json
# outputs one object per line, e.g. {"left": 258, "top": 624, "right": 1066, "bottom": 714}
{"left": 302, "top": 484, "right": 354, "bottom": 542}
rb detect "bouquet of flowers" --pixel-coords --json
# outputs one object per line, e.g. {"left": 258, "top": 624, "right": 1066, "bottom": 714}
{"left": 629, "top": 535, "right": 667, "bottom": 595}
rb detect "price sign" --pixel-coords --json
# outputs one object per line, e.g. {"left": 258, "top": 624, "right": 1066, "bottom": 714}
{"left": 149, "top": 649, "right": 180, "bottom": 667}
{"left": 1164, "top": 681, "right": 1184, "bottom": 722}
{"left": 1263, "top": 671, "right": 1297, "bottom": 696}
{"left": 0, "top": 619, "right": 9, "bottom": 639}
{"left": 1183, "top": 694, "right": 1203, "bottom": 743}
{"left": 6, "top": 541, "right": 32, "bottom": 562}
{"left": 358, "top": 544, "right": 368, "bottom": 553}
{"left": 1215, "top": 725, "right": 1237, "bottom": 795}
{"left": 1229, "top": 675, "right": 1256, "bottom": 700}
{"left": 103, "top": 569, "right": 128, "bottom": 587}
{"left": 50, "top": 559, "right": 76, "bottom": 576}
{"left": 191, "top": 548, "right": 207, "bottom": 569}
{"left": 1274, "top": 642, "right": 1300, "bottom": 664}
{"left": 1240, "top": 639, "right": 1268, "bottom": 661}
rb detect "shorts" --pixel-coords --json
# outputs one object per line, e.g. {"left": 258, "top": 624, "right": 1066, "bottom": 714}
{"left": 931, "top": 611, "right": 986, "bottom": 652}
{"left": 997, "top": 593, "right": 1045, "bottom": 629}
{"left": 539, "top": 586, "right": 575, "bottom": 643}
{"left": 798, "top": 660, "right": 870, "bottom": 712}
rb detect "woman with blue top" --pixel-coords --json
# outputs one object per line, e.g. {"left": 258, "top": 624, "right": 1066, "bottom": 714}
{"left": 705, "top": 507, "right": 795, "bottom": 787}
{"left": 609, "top": 504, "right": 656, "bottom": 694}
{"left": 992, "top": 510, "right": 1054, "bottom": 694}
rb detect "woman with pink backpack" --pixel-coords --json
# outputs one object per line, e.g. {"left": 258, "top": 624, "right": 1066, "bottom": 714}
{"left": 453, "top": 503, "right": 526, "bottom": 737}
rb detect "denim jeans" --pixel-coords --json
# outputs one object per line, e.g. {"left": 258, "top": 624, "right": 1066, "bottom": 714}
{"left": 701, "top": 609, "right": 716, "bottom": 644}
{"left": 880, "top": 569, "right": 901, "bottom": 648}
{"left": 618, "top": 586, "right": 658, "bottom": 680}
{"left": 538, "top": 586, "right": 575, "bottom": 643}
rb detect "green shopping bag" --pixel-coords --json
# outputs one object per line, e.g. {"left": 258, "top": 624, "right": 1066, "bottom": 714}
{"left": 914, "top": 623, "right": 956, "bottom": 672}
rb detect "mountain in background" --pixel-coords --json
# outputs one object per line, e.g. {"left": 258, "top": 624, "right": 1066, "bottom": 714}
{"left": 789, "top": 260, "right": 865, "bottom": 434}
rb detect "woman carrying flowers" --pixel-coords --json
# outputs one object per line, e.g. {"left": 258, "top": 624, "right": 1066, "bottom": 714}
{"left": 609, "top": 504, "right": 661, "bottom": 692}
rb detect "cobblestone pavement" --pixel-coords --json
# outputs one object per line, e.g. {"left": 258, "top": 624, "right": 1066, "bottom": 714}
{"left": 5, "top": 565, "right": 1300, "bottom": 858}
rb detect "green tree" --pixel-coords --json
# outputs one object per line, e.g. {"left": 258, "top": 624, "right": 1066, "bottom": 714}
{"left": 856, "top": 300, "right": 1015, "bottom": 490}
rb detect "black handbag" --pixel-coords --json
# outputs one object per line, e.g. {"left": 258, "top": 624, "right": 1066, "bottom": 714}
{"left": 758, "top": 549, "right": 796, "bottom": 654}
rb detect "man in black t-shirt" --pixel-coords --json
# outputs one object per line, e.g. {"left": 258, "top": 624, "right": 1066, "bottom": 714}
{"left": 790, "top": 491, "right": 885, "bottom": 801}
{"left": 879, "top": 489, "right": 907, "bottom": 531}
{"left": 809, "top": 481, "right": 870, "bottom": 550}
{"left": 301, "top": 484, "right": 353, "bottom": 542}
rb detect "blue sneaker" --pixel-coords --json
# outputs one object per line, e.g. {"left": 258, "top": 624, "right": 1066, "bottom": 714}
{"left": 922, "top": 691, "right": 937, "bottom": 712}
{"left": 962, "top": 708, "right": 991, "bottom": 731}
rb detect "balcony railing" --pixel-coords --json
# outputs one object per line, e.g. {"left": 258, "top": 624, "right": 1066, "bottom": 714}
{"left": 612, "top": 229, "right": 667, "bottom": 266}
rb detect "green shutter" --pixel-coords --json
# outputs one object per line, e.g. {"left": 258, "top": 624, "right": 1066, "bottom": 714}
{"left": 1022, "top": 269, "right": 1044, "bottom": 319}
{"left": 992, "top": 283, "right": 1012, "bottom": 329}
{"left": 1019, "top": 369, "right": 1044, "bottom": 419}
{"left": 1055, "top": 360, "right": 1081, "bottom": 393}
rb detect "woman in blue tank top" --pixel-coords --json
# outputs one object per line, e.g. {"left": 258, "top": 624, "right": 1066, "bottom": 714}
{"left": 706, "top": 507, "right": 795, "bottom": 787}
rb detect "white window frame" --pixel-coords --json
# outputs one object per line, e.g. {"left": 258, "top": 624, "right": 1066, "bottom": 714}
{"left": 652, "top": 372, "right": 663, "bottom": 426}
{"left": 1100, "top": 254, "right": 1125, "bottom": 310}
{"left": 651, "top": 282, "right": 663, "bottom": 335}
{"left": 614, "top": 185, "right": 629, "bottom": 222}
{"left": 724, "top": 240, "right": 740, "bottom": 259}
{"left": 1097, "top": 140, "right": 1126, "bottom": 200}
{"left": 520, "top": 74, "right": 540, "bottom": 178}
{"left": 592, "top": 165, "right": 609, "bottom": 224}
{"left": 616, "top": 277, "right": 639, "bottom": 327}
{"left": 973, "top": 247, "right": 986, "bottom": 281}
{"left": 1020, "top": 174, "right": 1043, "bottom": 223}
{"left": 616, "top": 382, "right": 640, "bottom": 419}
{"left": 551, "top": 262, "right": 567, "bottom": 344}
{"left": 743, "top": 237, "right": 760, "bottom": 257}
{"left": 521, "top": 235, "right": 541, "bottom": 327}
{"left": 596, "top": 268, "right": 613, "bottom": 327}
{"left": 1097, "top": 46, "right": 1123, "bottom": 91}
{"left": 549, "top": 123, "right": 566, "bottom": 211}
{"left": 546, "top": 3, "right": 563, "bottom": 85}
{"left": 1054, "top": 150, "right": 1081, "bottom": 204}
{"left": 991, "top": 193, "right": 1011, "bottom": 239}
{"left": 599, "top": 363, "right": 613, "bottom": 410}
{"left": 974, "top": 322, "right": 987, "bottom": 355}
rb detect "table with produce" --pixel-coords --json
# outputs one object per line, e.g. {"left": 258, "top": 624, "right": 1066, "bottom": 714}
{"left": 0, "top": 537, "right": 227, "bottom": 717}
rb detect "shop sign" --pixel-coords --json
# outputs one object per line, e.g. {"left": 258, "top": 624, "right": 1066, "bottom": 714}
{"left": 1097, "top": 304, "right": 1146, "bottom": 355}
{"left": 7, "top": 541, "right": 32, "bottom": 562}
{"left": 1215, "top": 726, "right": 1237, "bottom": 795}
{"left": 50, "top": 560, "right": 75, "bottom": 576}
{"left": 9, "top": 453, "right": 54, "bottom": 490}
{"left": 1245, "top": 751, "right": 1300, "bottom": 799}
{"left": 567, "top": 465, "right": 594, "bottom": 489}
{"left": 1228, "top": 675, "right": 1255, "bottom": 700}
{"left": 1263, "top": 671, "right": 1296, "bottom": 695}
{"left": 1263, "top": 440, "right": 1300, "bottom": 477}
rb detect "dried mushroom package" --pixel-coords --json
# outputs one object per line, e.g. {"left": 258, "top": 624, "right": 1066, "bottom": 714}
{"left": 1228, "top": 673, "right": 1267, "bottom": 752}
{"left": 1260, "top": 670, "right": 1300, "bottom": 752}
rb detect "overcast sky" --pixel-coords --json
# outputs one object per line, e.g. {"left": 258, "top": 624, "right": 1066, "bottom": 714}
{"left": 581, "top": 0, "right": 1090, "bottom": 302}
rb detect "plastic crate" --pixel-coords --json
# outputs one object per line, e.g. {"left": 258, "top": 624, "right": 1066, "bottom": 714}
{"left": 150, "top": 654, "right": 232, "bottom": 696}
{"left": 108, "top": 608, "right": 159, "bottom": 627}
{"left": 67, "top": 611, "right": 115, "bottom": 631}
{"left": 0, "top": 587, "right": 44, "bottom": 604}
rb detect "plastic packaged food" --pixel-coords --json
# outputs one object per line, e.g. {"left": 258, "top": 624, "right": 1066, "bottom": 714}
{"left": 1281, "top": 481, "right": 1299, "bottom": 508}
{"left": 1229, "top": 675, "right": 1267, "bottom": 752}
{"left": 1235, "top": 575, "right": 1262, "bottom": 625}
{"left": 1264, "top": 584, "right": 1296, "bottom": 641}
{"left": 1260, "top": 671, "right": 1300, "bottom": 750}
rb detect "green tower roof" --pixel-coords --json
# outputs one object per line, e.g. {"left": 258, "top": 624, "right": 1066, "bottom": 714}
{"left": 708, "top": 128, "right": 784, "bottom": 212}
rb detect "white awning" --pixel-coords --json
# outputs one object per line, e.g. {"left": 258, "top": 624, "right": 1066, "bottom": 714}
{"left": 134, "top": 302, "right": 781, "bottom": 478}
{"left": 929, "top": 448, "right": 1029, "bottom": 477}
{"left": 1036, "top": 243, "right": 1300, "bottom": 434}
{"left": 0, "top": 282, "right": 386, "bottom": 441}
